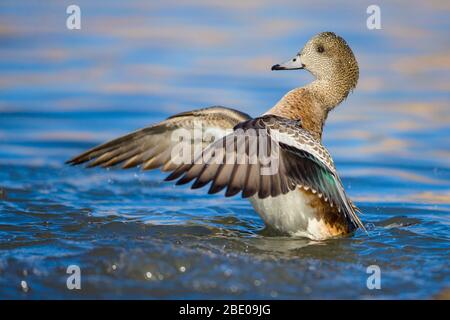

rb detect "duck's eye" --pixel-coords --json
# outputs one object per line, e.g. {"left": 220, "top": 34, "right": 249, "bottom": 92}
{"left": 317, "top": 45, "right": 325, "bottom": 53}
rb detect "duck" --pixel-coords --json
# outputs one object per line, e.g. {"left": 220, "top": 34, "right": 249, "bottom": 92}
{"left": 67, "top": 31, "right": 365, "bottom": 240}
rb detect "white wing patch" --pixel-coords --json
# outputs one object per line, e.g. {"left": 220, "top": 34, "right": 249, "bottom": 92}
{"left": 268, "top": 128, "right": 336, "bottom": 173}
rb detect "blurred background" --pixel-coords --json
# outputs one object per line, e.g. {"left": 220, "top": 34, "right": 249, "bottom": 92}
{"left": 0, "top": 0, "right": 449, "bottom": 299}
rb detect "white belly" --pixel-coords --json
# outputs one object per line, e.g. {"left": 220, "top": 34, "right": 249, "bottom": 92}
{"left": 249, "top": 189, "right": 335, "bottom": 240}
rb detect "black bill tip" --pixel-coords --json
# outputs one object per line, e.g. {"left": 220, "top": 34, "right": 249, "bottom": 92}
{"left": 271, "top": 64, "right": 284, "bottom": 71}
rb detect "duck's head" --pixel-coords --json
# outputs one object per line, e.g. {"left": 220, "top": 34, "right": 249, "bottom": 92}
{"left": 272, "top": 32, "right": 359, "bottom": 102}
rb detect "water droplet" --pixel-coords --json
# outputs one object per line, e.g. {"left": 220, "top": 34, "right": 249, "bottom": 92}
{"left": 254, "top": 279, "right": 261, "bottom": 287}
{"left": 112, "top": 264, "right": 117, "bottom": 271}
{"left": 270, "top": 290, "right": 278, "bottom": 298}
{"left": 145, "top": 272, "right": 152, "bottom": 279}
{"left": 365, "top": 223, "right": 376, "bottom": 231}
{"left": 20, "top": 280, "right": 29, "bottom": 293}
{"left": 179, "top": 266, "right": 186, "bottom": 273}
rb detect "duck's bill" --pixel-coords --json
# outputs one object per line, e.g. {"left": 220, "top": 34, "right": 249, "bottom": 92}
{"left": 271, "top": 55, "right": 304, "bottom": 71}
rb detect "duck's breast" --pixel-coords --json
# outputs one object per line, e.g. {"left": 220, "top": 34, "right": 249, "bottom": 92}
{"left": 249, "top": 188, "right": 352, "bottom": 240}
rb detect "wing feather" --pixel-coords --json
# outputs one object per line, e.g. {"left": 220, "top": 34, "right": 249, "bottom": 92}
{"left": 169, "top": 114, "right": 364, "bottom": 230}
{"left": 67, "top": 106, "right": 250, "bottom": 170}
{"left": 68, "top": 109, "right": 363, "bottom": 231}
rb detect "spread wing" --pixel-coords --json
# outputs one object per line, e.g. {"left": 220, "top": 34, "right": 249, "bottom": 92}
{"left": 67, "top": 109, "right": 363, "bottom": 230}
{"left": 165, "top": 115, "right": 365, "bottom": 230}
{"left": 66, "top": 106, "right": 251, "bottom": 171}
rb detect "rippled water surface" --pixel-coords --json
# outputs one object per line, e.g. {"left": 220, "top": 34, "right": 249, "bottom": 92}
{"left": 0, "top": 0, "right": 449, "bottom": 299}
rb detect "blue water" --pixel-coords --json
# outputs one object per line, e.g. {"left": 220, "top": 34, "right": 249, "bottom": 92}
{"left": 0, "top": 0, "right": 449, "bottom": 299}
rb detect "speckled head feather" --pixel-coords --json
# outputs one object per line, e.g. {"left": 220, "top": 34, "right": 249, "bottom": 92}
{"left": 268, "top": 32, "right": 359, "bottom": 140}
{"left": 301, "top": 32, "right": 359, "bottom": 95}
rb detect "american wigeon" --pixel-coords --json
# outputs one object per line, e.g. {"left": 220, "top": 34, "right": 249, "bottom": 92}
{"left": 67, "top": 32, "right": 365, "bottom": 240}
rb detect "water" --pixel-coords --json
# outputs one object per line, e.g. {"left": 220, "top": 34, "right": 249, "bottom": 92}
{"left": 0, "top": 0, "right": 449, "bottom": 299}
